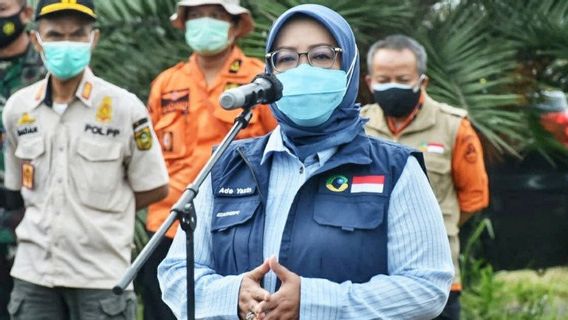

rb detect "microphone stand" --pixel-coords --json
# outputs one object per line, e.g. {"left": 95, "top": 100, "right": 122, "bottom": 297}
{"left": 113, "top": 106, "right": 256, "bottom": 320}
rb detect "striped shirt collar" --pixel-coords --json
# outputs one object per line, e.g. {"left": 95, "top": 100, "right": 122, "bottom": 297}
{"left": 261, "top": 126, "right": 337, "bottom": 167}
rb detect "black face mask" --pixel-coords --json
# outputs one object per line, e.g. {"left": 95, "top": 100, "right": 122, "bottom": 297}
{"left": 372, "top": 82, "right": 422, "bottom": 118}
{"left": 0, "top": 7, "right": 25, "bottom": 49}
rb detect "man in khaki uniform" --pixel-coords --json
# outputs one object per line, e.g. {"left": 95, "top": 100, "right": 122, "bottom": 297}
{"left": 361, "top": 34, "right": 489, "bottom": 320}
{"left": 2, "top": 0, "right": 169, "bottom": 319}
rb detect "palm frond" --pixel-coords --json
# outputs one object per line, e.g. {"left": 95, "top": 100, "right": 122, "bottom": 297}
{"left": 242, "top": 0, "right": 416, "bottom": 57}
{"left": 413, "top": 4, "right": 526, "bottom": 155}
{"left": 92, "top": 0, "right": 187, "bottom": 101}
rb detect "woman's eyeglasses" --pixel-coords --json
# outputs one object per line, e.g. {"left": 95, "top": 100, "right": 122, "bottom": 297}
{"left": 266, "top": 45, "right": 342, "bottom": 72}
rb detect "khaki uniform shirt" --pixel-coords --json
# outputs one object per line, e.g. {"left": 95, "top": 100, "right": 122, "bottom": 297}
{"left": 2, "top": 69, "right": 168, "bottom": 289}
{"left": 362, "top": 94, "right": 489, "bottom": 290}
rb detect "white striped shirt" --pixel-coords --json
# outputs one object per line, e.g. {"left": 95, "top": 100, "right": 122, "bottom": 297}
{"left": 158, "top": 127, "right": 454, "bottom": 319}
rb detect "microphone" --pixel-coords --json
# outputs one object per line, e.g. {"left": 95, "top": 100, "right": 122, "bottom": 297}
{"left": 220, "top": 73, "right": 283, "bottom": 110}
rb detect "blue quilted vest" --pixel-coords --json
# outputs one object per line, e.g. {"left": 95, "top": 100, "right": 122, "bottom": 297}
{"left": 209, "top": 133, "right": 424, "bottom": 285}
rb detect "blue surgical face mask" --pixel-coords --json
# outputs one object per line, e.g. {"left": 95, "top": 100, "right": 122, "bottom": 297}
{"left": 185, "top": 17, "right": 231, "bottom": 55}
{"left": 274, "top": 49, "right": 357, "bottom": 127}
{"left": 36, "top": 33, "right": 93, "bottom": 81}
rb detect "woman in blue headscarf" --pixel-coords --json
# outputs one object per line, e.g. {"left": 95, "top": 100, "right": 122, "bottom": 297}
{"left": 158, "top": 4, "right": 453, "bottom": 320}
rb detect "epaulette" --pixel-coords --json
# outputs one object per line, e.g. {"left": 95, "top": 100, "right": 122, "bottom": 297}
{"left": 438, "top": 103, "right": 468, "bottom": 118}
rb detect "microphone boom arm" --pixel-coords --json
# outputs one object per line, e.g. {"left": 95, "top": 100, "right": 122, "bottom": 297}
{"left": 113, "top": 107, "right": 255, "bottom": 320}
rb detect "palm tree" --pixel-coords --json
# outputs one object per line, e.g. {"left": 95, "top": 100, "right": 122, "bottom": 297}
{"left": 92, "top": 0, "right": 186, "bottom": 100}
{"left": 94, "top": 0, "right": 556, "bottom": 158}
{"left": 481, "top": 0, "right": 568, "bottom": 159}
{"left": 411, "top": 1, "right": 527, "bottom": 156}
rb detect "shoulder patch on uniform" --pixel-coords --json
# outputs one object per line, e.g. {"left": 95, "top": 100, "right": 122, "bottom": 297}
{"left": 134, "top": 126, "right": 152, "bottom": 151}
{"left": 464, "top": 141, "right": 478, "bottom": 163}
{"left": 439, "top": 103, "right": 468, "bottom": 118}
{"left": 132, "top": 118, "right": 149, "bottom": 130}
{"left": 96, "top": 96, "right": 113, "bottom": 123}
{"left": 229, "top": 59, "right": 242, "bottom": 73}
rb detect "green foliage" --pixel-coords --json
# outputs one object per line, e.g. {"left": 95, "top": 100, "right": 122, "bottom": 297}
{"left": 460, "top": 218, "right": 564, "bottom": 320}
{"left": 132, "top": 209, "right": 149, "bottom": 262}
{"left": 460, "top": 217, "right": 494, "bottom": 288}
{"left": 461, "top": 265, "right": 558, "bottom": 320}
{"left": 480, "top": 0, "right": 568, "bottom": 160}
{"left": 92, "top": 0, "right": 187, "bottom": 101}
{"left": 91, "top": 0, "right": 568, "bottom": 157}
{"left": 413, "top": 3, "right": 526, "bottom": 155}
{"left": 244, "top": 0, "right": 416, "bottom": 52}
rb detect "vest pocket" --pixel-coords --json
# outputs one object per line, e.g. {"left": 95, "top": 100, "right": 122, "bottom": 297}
{"left": 424, "top": 155, "right": 452, "bottom": 201}
{"left": 301, "top": 194, "right": 389, "bottom": 283}
{"left": 211, "top": 197, "right": 261, "bottom": 275}
{"left": 313, "top": 194, "right": 386, "bottom": 231}
{"left": 154, "top": 111, "right": 188, "bottom": 160}
{"left": 425, "top": 156, "right": 451, "bottom": 175}
{"left": 424, "top": 156, "right": 454, "bottom": 208}
{"left": 211, "top": 197, "right": 259, "bottom": 231}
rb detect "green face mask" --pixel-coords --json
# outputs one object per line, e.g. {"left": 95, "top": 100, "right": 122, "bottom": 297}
{"left": 36, "top": 33, "right": 92, "bottom": 81}
{"left": 185, "top": 17, "right": 231, "bottom": 55}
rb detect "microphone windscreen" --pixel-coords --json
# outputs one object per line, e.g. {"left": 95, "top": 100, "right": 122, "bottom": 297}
{"left": 254, "top": 73, "right": 283, "bottom": 101}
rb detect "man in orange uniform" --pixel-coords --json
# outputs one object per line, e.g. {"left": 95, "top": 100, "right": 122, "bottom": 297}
{"left": 361, "top": 35, "right": 489, "bottom": 320}
{"left": 140, "top": 1, "right": 276, "bottom": 319}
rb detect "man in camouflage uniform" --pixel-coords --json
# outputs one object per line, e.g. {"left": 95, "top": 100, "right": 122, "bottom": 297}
{"left": 0, "top": 0, "right": 45, "bottom": 318}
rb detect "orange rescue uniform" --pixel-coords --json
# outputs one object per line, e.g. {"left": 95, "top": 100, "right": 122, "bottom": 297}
{"left": 147, "top": 46, "right": 277, "bottom": 238}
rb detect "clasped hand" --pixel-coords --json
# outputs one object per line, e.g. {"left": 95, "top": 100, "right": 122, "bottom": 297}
{"left": 238, "top": 256, "right": 300, "bottom": 320}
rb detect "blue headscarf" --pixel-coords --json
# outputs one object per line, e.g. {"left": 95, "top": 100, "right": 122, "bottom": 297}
{"left": 266, "top": 4, "right": 366, "bottom": 159}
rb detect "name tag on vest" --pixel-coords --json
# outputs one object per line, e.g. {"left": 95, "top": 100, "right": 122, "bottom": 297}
{"left": 216, "top": 186, "right": 256, "bottom": 197}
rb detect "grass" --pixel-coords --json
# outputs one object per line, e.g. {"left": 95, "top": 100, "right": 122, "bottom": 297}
{"left": 460, "top": 218, "right": 568, "bottom": 320}
{"left": 462, "top": 266, "right": 568, "bottom": 320}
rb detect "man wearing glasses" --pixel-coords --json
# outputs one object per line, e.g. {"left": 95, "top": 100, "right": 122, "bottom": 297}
{"left": 143, "top": 1, "right": 276, "bottom": 319}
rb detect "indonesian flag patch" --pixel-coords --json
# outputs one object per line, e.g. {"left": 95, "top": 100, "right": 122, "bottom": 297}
{"left": 420, "top": 142, "right": 445, "bottom": 154}
{"left": 351, "top": 175, "right": 385, "bottom": 194}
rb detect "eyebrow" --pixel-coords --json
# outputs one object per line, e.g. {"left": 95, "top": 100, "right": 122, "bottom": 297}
{"left": 44, "top": 26, "right": 89, "bottom": 37}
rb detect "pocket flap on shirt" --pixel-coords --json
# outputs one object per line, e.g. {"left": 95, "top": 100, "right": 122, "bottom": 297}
{"left": 425, "top": 156, "right": 451, "bottom": 175}
{"left": 77, "top": 138, "right": 122, "bottom": 162}
{"left": 313, "top": 195, "right": 386, "bottom": 231}
{"left": 211, "top": 197, "right": 260, "bottom": 232}
{"left": 15, "top": 136, "right": 45, "bottom": 159}
{"left": 153, "top": 111, "right": 179, "bottom": 131}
